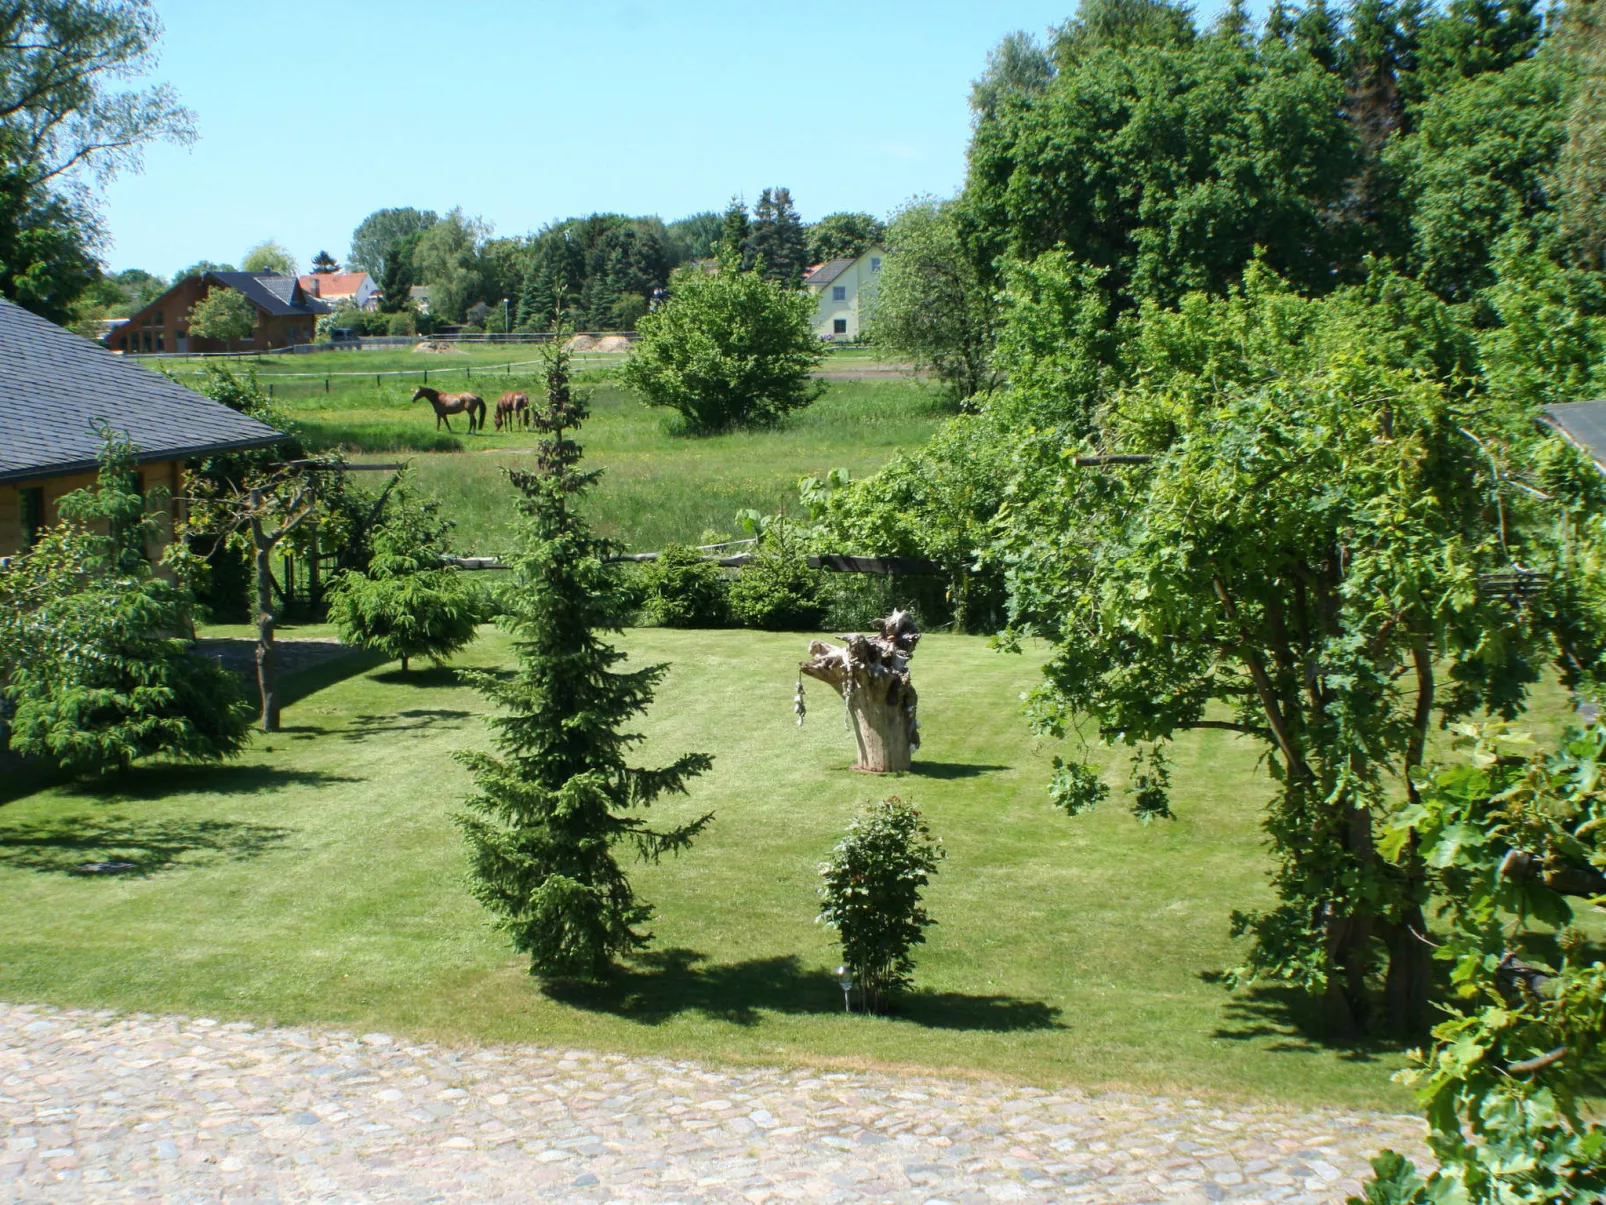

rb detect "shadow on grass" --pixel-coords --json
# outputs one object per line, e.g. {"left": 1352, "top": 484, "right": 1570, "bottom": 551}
{"left": 544, "top": 948, "right": 1063, "bottom": 1032}
{"left": 1205, "top": 976, "right": 1396, "bottom": 1063}
{"left": 281, "top": 648, "right": 390, "bottom": 707}
{"left": 908, "top": 762, "right": 1012, "bottom": 780}
{"left": 370, "top": 666, "right": 465, "bottom": 689}
{"left": 60, "top": 763, "right": 362, "bottom": 802}
{"left": 0, "top": 814, "right": 293, "bottom": 876}
{"left": 344, "top": 709, "right": 475, "bottom": 741}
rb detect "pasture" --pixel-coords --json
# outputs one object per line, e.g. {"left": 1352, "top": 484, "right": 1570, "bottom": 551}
{"left": 152, "top": 350, "right": 947, "bottom": 556}
{"left": 0, "top": 624, "right": 1493, "bottom": 1109}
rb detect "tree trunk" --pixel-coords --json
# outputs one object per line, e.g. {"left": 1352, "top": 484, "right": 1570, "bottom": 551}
{"left": 1384, "top": 903, "right": 1433, "bottom": 1035}
{"left": 250, "top": 490, "right": 280, "bottom": 733}
{"left": 800, "top": 611, "right": 920, "bottom": 773}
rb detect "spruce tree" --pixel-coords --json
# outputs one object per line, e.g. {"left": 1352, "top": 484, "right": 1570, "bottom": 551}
{"left": 454, "top": 332, "right": 713, "bottom": 979}
{"left": 717, "top": 197, "right": 752, "bottom": 269}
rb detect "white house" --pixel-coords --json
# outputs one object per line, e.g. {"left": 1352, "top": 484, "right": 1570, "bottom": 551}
{"left": 803, "top": 245, "right": 885, "bottom": 341}
{"left": 297, "top": 271, "right": 380, "bottom": 311}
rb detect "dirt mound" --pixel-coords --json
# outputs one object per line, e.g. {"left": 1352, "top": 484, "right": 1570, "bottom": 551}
{"left": 566, "top": 334, "right": 600, "bottom": 352}
{"left": 595, "top": 335, "right": 632, "bottom": 353}
{"left": 413, "top": 340, "right": 464, "bottom": 354}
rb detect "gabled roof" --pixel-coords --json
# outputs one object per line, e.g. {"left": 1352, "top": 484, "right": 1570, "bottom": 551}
{"left": 805, "top": 258, "right": 856, "bottom": 287}
{"left": 204, "top": 271, "right": 329, "bottom": 317}
{"left": 1541, "top": 401, "right": 1606, "bottom": 473}
{"left": 297, "top": 271, "right": 373, "bottom": 299}
{"left": 0, "top": 298, "right": 285, "bottom": 485}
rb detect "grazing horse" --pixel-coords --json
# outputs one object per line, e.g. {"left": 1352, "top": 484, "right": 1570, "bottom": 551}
{"left": 494, "top": 390, "right": 530, "bottom": 432}
{"left": 412, "top": 385, "right": 486, "bottom": 433}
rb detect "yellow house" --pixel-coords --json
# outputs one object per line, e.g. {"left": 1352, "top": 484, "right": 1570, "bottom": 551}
{"left": 804, "top": 245, "right": 886, "bottom": 341}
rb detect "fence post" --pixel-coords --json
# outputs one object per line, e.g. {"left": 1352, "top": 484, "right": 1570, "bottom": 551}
{"left": 325, "top": 376, "right": 330, "bottom": 393}
{"left": 424, "top": 369, "right": 428, "bottom": 384}
{"left": 269, "top": 384, "right": 274, "bottom": 399}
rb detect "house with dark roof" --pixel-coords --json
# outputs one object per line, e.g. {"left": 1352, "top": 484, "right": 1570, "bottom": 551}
{"left": 803, "top": 245, "right": 886, "bottom": 340}
{"left": 109, "top": 271, "right": 329, "bottom": 355}
{"left": 0, "top": 297, "right": 284, "bottom": 558}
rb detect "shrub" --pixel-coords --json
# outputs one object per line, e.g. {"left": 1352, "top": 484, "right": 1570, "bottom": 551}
{"left": 0, "top": 434, "right": 253, "bottom": 776}
{"left": 818, "top": 796, "right": 944, "bottom": 1014}
{"left": 639, "top": 543, "right": 728, "bottom": 627}
{"left": 326, "top": 484, "right": 484, "bottom": 672}
{"left": 727, "top": 525, "right": 825, "bottom": 630}
{"left": 620, "top": 259, "right": 825, "bottom": 433}
{"left": 386, "top": 310, "right": 417, "bottom": 337}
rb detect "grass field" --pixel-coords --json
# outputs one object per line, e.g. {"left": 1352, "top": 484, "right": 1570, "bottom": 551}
{"left": 4, "top": 624, "right": 1564, "bottom": 1110}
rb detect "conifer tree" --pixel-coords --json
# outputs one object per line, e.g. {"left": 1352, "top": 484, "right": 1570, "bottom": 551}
{"left": 717, "top": 197, "right": 752, "bottom": 269}
{"left": 455, "top": 331, "right": 713, "bottom": 979}
{"left": 748, "top": 187, "right": 809, "bottom": 286}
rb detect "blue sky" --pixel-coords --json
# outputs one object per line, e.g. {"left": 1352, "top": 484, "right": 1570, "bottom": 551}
{"left": 99, "top": 1, "right": 1229, "bottom": 275}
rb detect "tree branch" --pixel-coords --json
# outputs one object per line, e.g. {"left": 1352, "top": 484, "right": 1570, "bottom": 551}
{"left": 1213, "top": 576, "right": 1309, "bottom": 779}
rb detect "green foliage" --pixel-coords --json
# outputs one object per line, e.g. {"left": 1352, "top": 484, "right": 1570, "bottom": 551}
{"left": 817, "top": 796, "right": 944, "bottom": 1015}
{"left": 621, "top": 261, "right": 824, "bottom": 433}
{"left": 969, "top": 29, "right": 1055, "bottom": 122}
{"left": 869, "top": 198, "right": 1000, "bottom": 403}
{"left": 0, "top": 138, "right": 100, "bottom": 326}
{"left": 1478, "top": 238, "right": 1606, "bottom": 407}
{"left": 310, "top": 250, "right": 338, "bottom": 274}
{"left": 185, "top": 286, "right": 254, "bottom": 348}
{"left": 0, "top": 432, "right": 252, "bottom": 776}
{"left": 747, "top": 187, "right": 809, "bottom": 287}
{"left": 726, "top": 523, "right": 824, "bottom": 631}
{"left": 993, "top": 259, "right": 1604, "bottom": 1032}
{"left": 241, "top": 239, "right": 296, "bottom": 276}
{"left": 454, "top": 335, "right": 712, "bottom": 979}
{"left": 349, "top": 208, "right": 438, "bottom": 280}
{"left": 1349, "top": 722, "right": 1606, "bottom": 1204}
{"left": 410, "top": 209, "right": 488, "bottom": 323}
{"left": 639, "top": 543, "right": 728, "bottom": 628}
{"left": 327, "top": 482, "right": 483, "bottom": 672}
{"left": 806, "top": 212, "right": 885, "bottom": 265}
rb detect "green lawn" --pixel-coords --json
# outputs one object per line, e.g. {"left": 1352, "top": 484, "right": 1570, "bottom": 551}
{"left": 0, "top": 625, "right": 1477, "bottom": 1109}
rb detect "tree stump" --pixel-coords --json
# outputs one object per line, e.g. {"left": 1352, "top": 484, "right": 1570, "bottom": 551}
{"left": 800, "top": 610, "right": 920, "bottom": 773}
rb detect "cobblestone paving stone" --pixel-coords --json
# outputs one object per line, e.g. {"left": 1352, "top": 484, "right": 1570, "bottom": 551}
{"left": 0, "top": 1003, "right": 1428, "bottom": 1204}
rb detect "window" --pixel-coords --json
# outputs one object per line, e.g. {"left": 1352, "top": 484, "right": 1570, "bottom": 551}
{"left": 155, "top": 332, "right": 164, "bottom": 352}
{"left": 870, "top": 257, "right": 882, "bottom": 272}
{"left": 833, "top": 318, "right": 848, "bottom": 334}
{"left": 142, "top": 330, "right": 152, "bottom": 353}
{"left": 154, "top": 308, "right": 164, "bottom": 326}
{"left": 832, "top": 285, "right": 846, "bottom": 301}
{"left": 19, "top": 487, "right": 43, "bottom": 548}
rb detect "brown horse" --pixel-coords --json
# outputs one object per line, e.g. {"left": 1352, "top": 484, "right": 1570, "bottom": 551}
{"left": 493, "top": 390, "right": 530, "bottom": 432}
{"left": 412, "top": 385, "right": 486, "bottom": 433}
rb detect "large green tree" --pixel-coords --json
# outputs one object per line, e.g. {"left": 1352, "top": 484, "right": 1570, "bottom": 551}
{"left": 747, "top": 186, "right": 809, "bottom": 286}
{"left": 622, "top": 257, "right": 824, "bottom": 432}
{"left": 347, "top": 207, "right": 438, "bottom": 279}
{"left": 455, "top": 337, "right": 712, "bottom": 979}
{"left": 805, "top": 212, "right": 885, "bottom": 265}
{"left": 241, "top": 239, "right": 296, "bottom": 276}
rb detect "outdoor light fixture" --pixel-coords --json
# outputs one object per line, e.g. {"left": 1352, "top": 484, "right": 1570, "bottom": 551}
{"left": 835, "top": 965, "right": 855, "bottom": 1013}
{"left": 501, "top": 297, "right": 510, "bottom": 334}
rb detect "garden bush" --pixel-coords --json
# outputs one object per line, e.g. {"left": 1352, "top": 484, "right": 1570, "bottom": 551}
{"left": 639, "top": 543, "right": 728, "bottom": 627}
{"left": 727, "top": 525, "right": 825, "bottom": 630}
{"left": 818, "top": 796, "right": 944, "bottom": 1015}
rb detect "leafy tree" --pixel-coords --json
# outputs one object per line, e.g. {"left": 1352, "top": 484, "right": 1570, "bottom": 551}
{"left": 173, "top": 259, "right": 234, "bottom": 280}
{"left": 186, "top": 286, "right": 254, "bottom": 350}
{"left": 818, "top": 797, "right": 944, "bottom": 1015}
{"left": 995, "top": 260, "right": 1603, "bottom": 1035}
{"left": 241, "top": 239, "right": 296, "bottom": 275}
{"left": 454, "top": 335, "right": 713, "bottom": 979}
{"left": 805, "top": 212, "right": 885, "bottom": 265}
{"left": 0, "top": 431, "right": 252, "bottom": 776}
{"left": 348, "top": 207, "right": 438, "bottom": 279}
{"left": 869, "top": 198, "right": 1000, "bottom": 403}
{"left": 0, "top": 142, "right": 100, "bottom": 324}
{"left": 621, "top": 258, "right": 824, "bottom": 433}
{"left": 0, "top": 1, "right": 195, "bottom": 189}
{"left": 1477, "top": 237, "right": 1606, "bottom": 407}
{"left": 970, "top": 29, "right": 1056, "bottom": 122}
{"left": 747, "top": 186, "right": 809, "bottom": 286}
{"left": 1352, "top": 721, "right": 1606, "bottom": 1203}
{"left": 665, "top": 210, "right": 722, "bottom": 262}
{"left": 1553, "top": 0, "right": 1606, "bottom": 269}
{"left": 326, "top": 482, "right": 482, "bottom": 673}
{"left": 376, "top": 233, "right": 419, "bottom": 313}
{"left": 309, "top": 249, "right": 338, "bottom": 274}
{"left": 639, "top": 543, "right": 728, "bottom": 627}
{"left": 964, "top": 11, "right": 1358, "bottom": 308}
{"left": 411, "top": 208, "right": 488, "bottom": 322}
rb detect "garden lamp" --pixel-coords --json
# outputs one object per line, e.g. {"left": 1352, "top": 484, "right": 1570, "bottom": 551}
{"left": 835, "top": 965, "right": 855, "bottom": 1013}
{"left": 502, "top": 297, "right": 510, "bottom": 335}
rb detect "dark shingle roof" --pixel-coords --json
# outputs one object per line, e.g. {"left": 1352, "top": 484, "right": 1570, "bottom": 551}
{"left": 1540, "top": 401, "right": 1606, "bottom": 473}
{"left": 205, "top": 271, "right": 329, "bottom": 317}
{"left": 0, "top": 297, "right": 286, "bottom": 484}
{"left": 805, "top": 258, "right": 856, "bottom": 287}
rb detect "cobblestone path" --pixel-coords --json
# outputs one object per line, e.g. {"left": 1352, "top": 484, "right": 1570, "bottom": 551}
{"left": 0, "top": 1003, "right": 1427, "bottom": 1204}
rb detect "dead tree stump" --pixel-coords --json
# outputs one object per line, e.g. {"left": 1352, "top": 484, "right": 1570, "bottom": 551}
{"left": 800, "top": 610, "right": 920, "bottom": 773}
